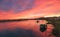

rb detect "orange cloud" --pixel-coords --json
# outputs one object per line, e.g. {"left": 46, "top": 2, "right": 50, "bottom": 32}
{"left": 0, "top": 0, "right": 60, "bottom": 20}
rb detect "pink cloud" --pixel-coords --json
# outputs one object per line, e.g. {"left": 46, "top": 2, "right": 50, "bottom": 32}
{"left": 0, "top": 0, "right": 60, "bottom": 20}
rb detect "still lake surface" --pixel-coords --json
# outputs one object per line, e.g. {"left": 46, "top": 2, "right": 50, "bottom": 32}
{"left": 0, "top": 20, "right": 55, "bottom": 37}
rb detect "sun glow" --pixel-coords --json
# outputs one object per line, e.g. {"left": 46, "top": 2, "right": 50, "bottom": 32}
{"left": 44, "top": 15, "right": 60, "bottom": 17}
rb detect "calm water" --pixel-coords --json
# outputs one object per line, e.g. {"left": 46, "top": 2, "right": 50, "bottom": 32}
{"left": 0, "top": 20, "right": 55, "bottom": 37}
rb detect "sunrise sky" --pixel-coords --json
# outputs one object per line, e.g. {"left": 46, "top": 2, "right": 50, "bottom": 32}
{"left": 0, "top": 0, "right": 60, "bottom": 20}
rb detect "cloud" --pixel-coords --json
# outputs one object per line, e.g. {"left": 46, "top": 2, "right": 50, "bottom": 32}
{"left": 0, "top": 0, "right": 60, "bottom": 20}
{"left": 0, "top": 0, "right": 35, "bottom": 13}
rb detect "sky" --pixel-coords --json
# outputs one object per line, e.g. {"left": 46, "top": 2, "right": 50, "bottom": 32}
{"left": 0, "top": 0, "right": 60, "bottom": 20}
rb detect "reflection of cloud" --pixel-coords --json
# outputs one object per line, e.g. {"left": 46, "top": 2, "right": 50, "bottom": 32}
{"left": 0, "top": 28, "right": 35, "bottom": 37}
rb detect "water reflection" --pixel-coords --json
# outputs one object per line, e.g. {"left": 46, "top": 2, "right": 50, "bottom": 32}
{"left": 0, "top": 20, "right": 56, "bottom": 37}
